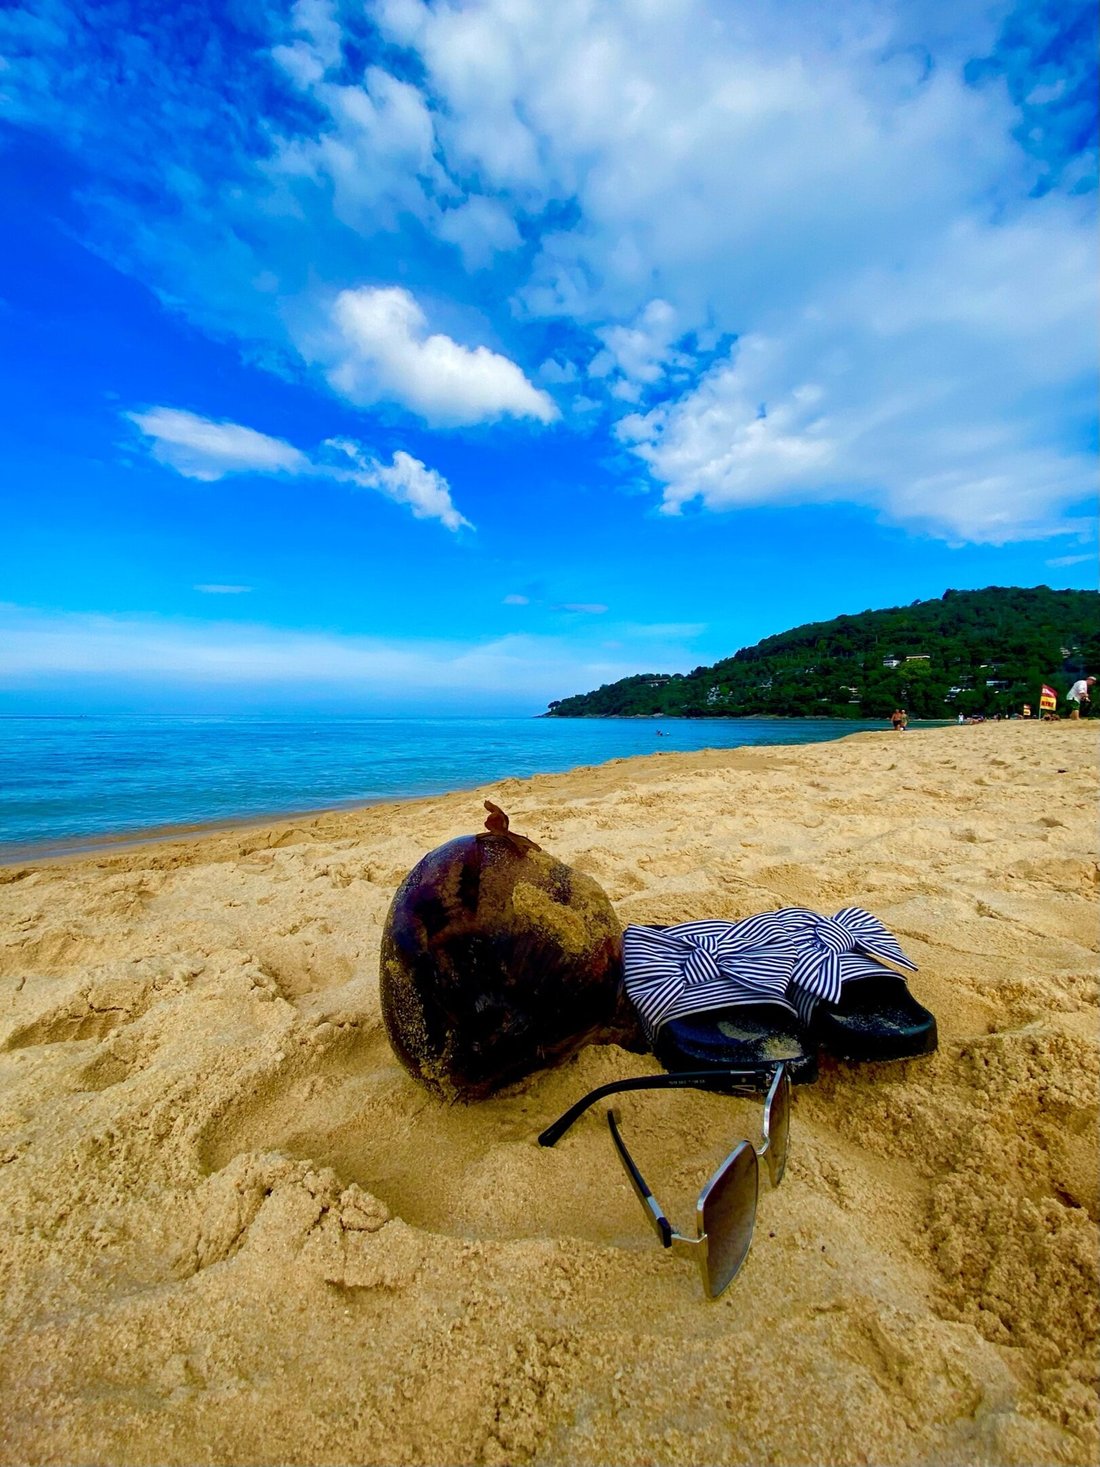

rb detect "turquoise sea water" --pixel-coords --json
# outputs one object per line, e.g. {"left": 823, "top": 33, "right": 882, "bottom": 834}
{"left": 0, "top": 714, "right": 906, "bottom": 856}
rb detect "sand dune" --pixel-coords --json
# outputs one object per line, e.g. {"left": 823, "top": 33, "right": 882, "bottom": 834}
{"left": 0, "top": 722, "right": 1096, "bottom": 1466}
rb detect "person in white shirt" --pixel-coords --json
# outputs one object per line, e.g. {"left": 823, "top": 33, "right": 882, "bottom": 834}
{"left": 1067, "top": 676, "right": 1095, "bottom": 718}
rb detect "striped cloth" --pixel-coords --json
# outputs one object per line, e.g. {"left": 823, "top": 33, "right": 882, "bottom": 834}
{"left": 777, "top": 906, "right": 918, "bottom": 1025}
{"left": 622, "top": 913, "right": 799, "bottom": 1042}
{"left": 623, "top": 907, "right": 917, "bottom": 1039}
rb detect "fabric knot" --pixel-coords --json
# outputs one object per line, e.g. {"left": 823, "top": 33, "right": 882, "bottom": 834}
{"left": 806, "top": 912, "right": 854, "bottom": 956}
{"left": 683, "top": 932, "right": 724, "bottom": 986}
{"left": 779, "top": 905, "right": 917, "bottom": 1024}
{"left": 623, "top": 915, "right": 798, "bottom": 1041}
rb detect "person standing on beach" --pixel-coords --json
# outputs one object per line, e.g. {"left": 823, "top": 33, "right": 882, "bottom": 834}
{"left": 1067, "top": 676, "right": 1095, "bottom": 718}
{"left": 891, "top": 708, "right": 908, "bottom": 731}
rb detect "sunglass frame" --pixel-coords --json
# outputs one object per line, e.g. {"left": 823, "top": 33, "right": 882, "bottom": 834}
{"left": 565, "top": 1063, "right": 789, "bottom": 1299}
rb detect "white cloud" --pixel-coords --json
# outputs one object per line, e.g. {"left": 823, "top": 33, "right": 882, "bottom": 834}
{"left": 559, "top": 602, "right": 609, "bottom": 614}
{"left": 126, "top": 408, "right": 308, "bottom": 481}
{"left": 364, "top": 0, "right": 1096, "bottom": 543}
{"left": 272, "top": 65, "right": 441, "bottom": 229}
{"left": 194, "top": 584, "right": 253, "bottom": 594}
{"left": 324, "top": 438, "right": 473, "bottom": 531}
{"left": 538, "top": 358, "right": 579, "bottom": 385}
{"left": 130, "top": 408, "right": 472, "bottom": 532}
{"left": 591, "top": 299, "right": 685, "bottom": 385}
{"left": 437, "top": 196, "right": 523, "bottom": 269}
{"left": 371, "top": 451, "right": 473, "bottom": 531}
{"left": 8, "top": 0, "right": 1096, "bottom": 545}
{"left": 1045, "top": 553, "right": 1094, "bottom": 568}
{"left": 278, "top": 0, "right": 343, "bottom": 75}
{"left": 616, "top": 196, "right": 1098, "bottom": 544}
{"left": 325, "top": 286, "right": 557, "bottom": 426}
{"left": 503, "top": 593, "right": 529, "bottom": 605}
{"left": 616, "top": 336, "right": 837, "bottom": 510}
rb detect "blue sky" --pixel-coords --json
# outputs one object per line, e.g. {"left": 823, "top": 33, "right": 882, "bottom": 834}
{"left": 0, "top": 0, "right": 1096, "bottom": 715}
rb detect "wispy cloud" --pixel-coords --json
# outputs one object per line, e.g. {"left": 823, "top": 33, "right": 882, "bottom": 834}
{"left": 558, "top": 603, "right": 609, "bottom": 615}
{"left": 0, "top": 604, "right": 666, "bottom": 709}
{"left": 126, "top": 408, "right": 307, "bottom": 481}
{"left": 128, "top": 407, "right": 471, "bottom": 531}
{"left": 1045, "top": 552, "right": 1095, "bottom": 568}
{"left": 194, "top": 584, "right": 253, "bottom": 594}
{"left": 324, "top": 437, "right": 473, "bottom": 531}
{"left": 619, "top": 622, "right": 708, "bottom": 640}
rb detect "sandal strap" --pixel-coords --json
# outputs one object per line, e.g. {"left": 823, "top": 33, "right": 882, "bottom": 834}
{"left": 775, "top": 907, "right": 918, "bottom": 1024}
{"left": 623, "top": 908, "right": 917, "bottom": 1036}
{"left": 623, "top": 915, "right": 799, "bottom": 1040}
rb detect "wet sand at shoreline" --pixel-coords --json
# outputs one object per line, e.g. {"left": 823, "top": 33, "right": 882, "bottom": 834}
{"left": 1, "top": 722, "right": 1096, "bottom": 1465}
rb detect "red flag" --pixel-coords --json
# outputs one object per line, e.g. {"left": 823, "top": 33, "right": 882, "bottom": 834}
{"left": 1039, "top": 684, "right": 1057, "bottom": 712}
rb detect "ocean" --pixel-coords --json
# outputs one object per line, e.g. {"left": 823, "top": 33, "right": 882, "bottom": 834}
{"left": 0, "top": 713, "right": 903, "bottom": 857}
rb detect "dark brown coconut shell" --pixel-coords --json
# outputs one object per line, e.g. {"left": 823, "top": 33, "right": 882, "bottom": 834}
{"left": 380, "top": 803, "right": 636, "bottom": 1099}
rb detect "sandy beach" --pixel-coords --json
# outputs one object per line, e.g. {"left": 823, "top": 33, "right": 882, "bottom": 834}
{"left": 0, "top": 721, "right": 1096, "bottom": 1466}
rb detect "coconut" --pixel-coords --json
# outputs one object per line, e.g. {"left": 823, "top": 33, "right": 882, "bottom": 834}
{"left": 380, "top": 802, "right": 637, "bottom": 1099}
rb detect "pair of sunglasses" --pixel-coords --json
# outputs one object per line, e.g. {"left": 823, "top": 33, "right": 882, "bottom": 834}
{"left": 538, "top": 1064, "right": 790, "bottom": 1299}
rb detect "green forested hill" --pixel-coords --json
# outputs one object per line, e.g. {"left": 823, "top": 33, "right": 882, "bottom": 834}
{"left": 545, "top": 586, "right": 1100, "bottom": 720}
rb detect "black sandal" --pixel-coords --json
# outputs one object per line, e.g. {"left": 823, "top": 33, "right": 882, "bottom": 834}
{"left": 783, "top": 907, "right": 938, "bottom": 1064}
{"left": 806, "top": 958, "right": 937, "bottom": 1062}
{"left": 655, "top": 1003, "right": 819, "bottom": 1084}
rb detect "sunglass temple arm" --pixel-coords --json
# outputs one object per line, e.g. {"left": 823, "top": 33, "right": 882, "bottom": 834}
{"left": 606, "top": 1109, "right": 673, "bottom": 1248}
{"left": 537, "top": 1067, "right": 776, "bottom": 1148}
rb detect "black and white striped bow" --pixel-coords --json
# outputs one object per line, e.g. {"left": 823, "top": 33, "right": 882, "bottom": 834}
{"left": 622, "top": 907, "right": 917, "bottom": 1037}
{"left": 622, "top": 913, "right": 799, "bottom": 1041}
{"left": 775, "top": 906, "right": 918, "bottom": 1024}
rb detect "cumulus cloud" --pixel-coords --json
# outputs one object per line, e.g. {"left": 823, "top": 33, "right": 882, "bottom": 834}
{"left": 325, "top": 286, "right": 557, "bottom": 427}
{"left": 129, "top": 408, "right": 472, "bottom": 532}
{"left": 271, "top": 0, "right": 343, "bottom": 81}
{"left": 366, "top": 0, "right": 1096, "bottom": 542}
{"left": 589, "top": 300, "right": 688, "bottom": 386}
{"left": 538, "top": 359, "right": 579, "bottom": 385}
{"left": 126, "top": 408, "right": 308, "bottom": 481}
{"left": 616, "top": 195, "right": 1098, "bottom": 543}
{"left": 272, "top": 64, "right": 441, "bottom": 228}
{"left": 436, "top": 196, "right": 524, "bottom": 269}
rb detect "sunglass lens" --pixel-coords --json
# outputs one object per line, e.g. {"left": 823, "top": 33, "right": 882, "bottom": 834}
{"left": 701, "top": 1143, "right": 758, "bottom": 1297}
{"left": 769, "top": 1068, "right": 790, "bottom": 1186}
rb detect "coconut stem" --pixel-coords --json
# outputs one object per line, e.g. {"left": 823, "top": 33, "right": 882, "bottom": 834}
{"left": 479, "top": 801, "right": 542, "bottom": 853}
